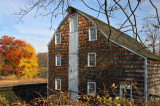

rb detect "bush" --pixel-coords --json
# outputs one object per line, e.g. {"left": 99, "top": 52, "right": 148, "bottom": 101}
{"left": 0, "top": 95, "right": 9, "bottom": 106}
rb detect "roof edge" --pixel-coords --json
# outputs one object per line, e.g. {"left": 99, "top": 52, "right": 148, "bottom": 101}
{"left": 76, "top": 10, "right": 147, "bottom": 60}
{"left": 48, "top": 14, "right": 69, "bottom": 46}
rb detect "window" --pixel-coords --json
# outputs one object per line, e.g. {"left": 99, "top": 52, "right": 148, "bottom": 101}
{"left": 87, "top": 82, "right": 96, "bottom": 96}
{"left": 55, "top": 54, "right": 61, "bottom": 66}
{"left": 55, "top": 33, "right": 61, "bottom": 44}
{"left": 120, "top": 84, "right": 132, "bottom": 100}
{"left": 89, "top": 27, "right": 97, "bottom": 41}
{"left": 55, "top": 79, "right": 61, "bottom": 90}
{"left": 69, "top": 14, "right": 78, "bottom": 33}
{"left": 88, "top": 53, "right": 96, "bottom": 67}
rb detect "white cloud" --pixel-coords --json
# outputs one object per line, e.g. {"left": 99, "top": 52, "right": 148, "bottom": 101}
{"left": 18, "top": 36, "right": 49, "bottom": 53}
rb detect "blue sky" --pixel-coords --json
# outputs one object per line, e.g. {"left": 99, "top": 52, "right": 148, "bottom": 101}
{"left": 0, "top": 0, "right": 55, "bottom": 53}
{"left": 0, "top": 0, "right": 159, "bottom": 53}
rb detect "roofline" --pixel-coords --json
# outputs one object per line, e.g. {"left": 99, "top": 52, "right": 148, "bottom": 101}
{"left": 48, "top": 14, "right": 69, "bottom": 46}
{"left": 48, "top": 7, "right": 147, "bottom": 60}
{"left": 77, "top": 11, "right": 147, "bottom": 60}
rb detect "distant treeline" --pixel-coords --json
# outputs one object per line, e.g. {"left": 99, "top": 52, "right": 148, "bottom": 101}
{"left": 37, "top": 52, "right": 48, "bottom": 67}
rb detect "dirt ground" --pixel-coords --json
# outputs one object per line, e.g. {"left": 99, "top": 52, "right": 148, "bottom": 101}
{"left": 0, "top": 77, "right": 47, "bottom": 87}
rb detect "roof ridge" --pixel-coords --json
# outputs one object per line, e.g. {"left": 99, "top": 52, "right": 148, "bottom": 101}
{"left": 68, "top": 6, "right": 160, "bottom": 60}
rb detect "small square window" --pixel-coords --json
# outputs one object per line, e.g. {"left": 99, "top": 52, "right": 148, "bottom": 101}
{"left": 55, "top": 33, "right": 61, "bottom": 44}
{"left": 87, "top": 82, "right": 96, "bottom": 96}
{"left": 88, "top": 53, "right": 96, "bottom": 67}
{"left": 55, "top": 54, "right": 61, "bottom": 66}
{"left": 89, "top": 27, "right": 97, "bottom": 41}
{"left": 55, "top": 79, "right": 61, "bottom": 90}
{"left": 120, "top": 84, "right": 132, "bottom": 100}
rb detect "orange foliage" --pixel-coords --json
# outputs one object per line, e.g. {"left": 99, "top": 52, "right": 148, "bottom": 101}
{"left": 0, "top": 35, "right": 31, "bottom": 75}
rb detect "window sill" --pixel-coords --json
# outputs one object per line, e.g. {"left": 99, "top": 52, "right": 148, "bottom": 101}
{"left": 89, "top": 39, "right": 97, "bottom": 41}
{"left": 88, "top": 65, "right": 96, "bottom": 67}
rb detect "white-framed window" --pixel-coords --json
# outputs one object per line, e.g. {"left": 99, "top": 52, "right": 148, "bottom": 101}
{"left": 69, "top": 14, "right": 78, "bottom": 33}
{"left": 89, "top": 27, "right": 97, "bottom": 41}
{"left": 88, "top": 53, "right": 96, "bottom": 67}
{"left": 55, "top": 54, "right": 61, "bottom": 66}
{"left": 55, "top": 33, "right": 61, "bottom": 44}
{"left": 87, "top": 82, "right": 96, "bottom": 96}
{"left": 55, "top": 78, "right": 61, "bottom": 90}
{"left": 120, "top": 84, "right": 132, "bottom": 100}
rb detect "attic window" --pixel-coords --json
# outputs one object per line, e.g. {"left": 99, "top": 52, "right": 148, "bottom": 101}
{"left": 120, "top": 84, "right": 132, "bottom": 100}
{"left": 88, "top": 53, "right": 96, "bottom": 67}
{"left": 55, "top": 78, "right": 61, "bottom": 90}
{"left": 55, "top": 54, "right": 61, "bottom": 66}
{"left": 89, "top": 27, "right": 97, "bottom": 41}
{"left": 55, "top": 33, "right": 61, "bottom": 44}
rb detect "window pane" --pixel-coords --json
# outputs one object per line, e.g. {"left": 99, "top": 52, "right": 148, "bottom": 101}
{"left": 88, "top": 82, "right": 96, "bottom": 96}
{"left": 56, "top": 55, "right": 61, "bottom": 66}
{"left": 57, "top": 80, "right": 60, "bottom": 89}
{"left": 89, "top": 83, "right": 95, "bottom": 93}
{"left": 89, "top": 53, "right": 96, "bottom": 66}
{"left": 55, "top": 79, "right": 61, "bottom": 90}
{"left": 56, "top": 33, "right": 60, "bottom": 44}
{"left": 122, "top": 88, "right": 130, "bottom": 99}
{"left": 89, "top": 27, "right": 96, "bottom": 41}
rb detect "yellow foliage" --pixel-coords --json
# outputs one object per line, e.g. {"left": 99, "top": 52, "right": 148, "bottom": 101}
{"left": 18, "top": 43, "right": 38, "bottom": 78}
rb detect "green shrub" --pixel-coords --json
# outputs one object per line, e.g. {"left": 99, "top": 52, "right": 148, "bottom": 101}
{"left": 0, "top": 95, "right": 9, "bottom": 106}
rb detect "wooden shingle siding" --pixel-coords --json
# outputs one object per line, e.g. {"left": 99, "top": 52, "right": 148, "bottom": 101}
{"left": 48, "top": 16, "right": 69, "bottom": 93}
{"left": 147, "top": 59, "right": 160, "bottom": 95}
{"left": 77, "top": 13, "right": 145, "bottom": 99}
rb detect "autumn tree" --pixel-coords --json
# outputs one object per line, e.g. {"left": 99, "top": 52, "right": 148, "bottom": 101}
{"left": 0, "top": 35, "right": 27, "bottom": 75}
{"left": 18, "top": 43, "right": 38, "bottom": 78}
{"left": 0, "top": 35, "right": 38, "bottom": 77}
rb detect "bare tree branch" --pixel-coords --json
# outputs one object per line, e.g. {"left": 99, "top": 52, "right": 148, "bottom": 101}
{"left": 104, "top": 0, "right": 112, "bottom": 48}
{"left": 81, "top": 0, "right": 105, "bottom": 14}
{"left": 128, "top": 0, "right": 138, "bottom": 39}
{"left": 149, "top": 0, "right": 160, "bottom": 26}
{"left": 15, "top": 0, "right": 160, "bottom": 46}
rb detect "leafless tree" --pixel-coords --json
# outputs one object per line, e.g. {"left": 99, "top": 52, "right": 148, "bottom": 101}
{"left": 142, "top": 18, "right": 160, "bottom": 55}
{"left": 15, "top": 0, "right": 160, "bottom": 43}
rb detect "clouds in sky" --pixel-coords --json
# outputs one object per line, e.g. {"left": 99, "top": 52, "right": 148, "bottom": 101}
{"left": 0, "top": 0, "right": 55, "bottom": 53}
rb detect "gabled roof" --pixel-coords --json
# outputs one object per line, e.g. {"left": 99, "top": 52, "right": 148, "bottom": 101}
{"left": 67, "top": 6, "right": 160, "bottom": 60}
